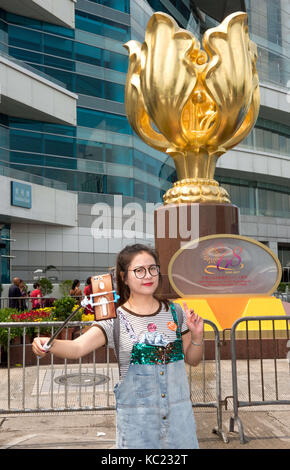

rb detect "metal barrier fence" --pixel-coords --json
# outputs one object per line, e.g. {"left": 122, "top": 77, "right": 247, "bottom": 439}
{"left": 0, "top": 296, "right": 74, "bottom": 310}
{"left": 0, "top": 319, "right": 228, "bottom": 442}
{"left": 0, "top": 321, "right": 115, "bottom": 414}
{"left": 189, "top": 319, "right": 228, "bottom": 443}
{"left": 229, "top": 315, "right": 290, "bottom": 444}
{"left": 273, "top": 292, "right": 290, "bottom": 303}
{"left": 3, "top": 316, "right": 288, "bottom": 445}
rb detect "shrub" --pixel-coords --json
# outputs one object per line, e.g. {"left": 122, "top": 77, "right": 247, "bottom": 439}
{"left": 277, "top": 282, "right": 290, "bottom": 293}
{"left": 53, "top": 296, "right": 82, "bottom": 321}
{"left": 0, "top": 308, "right": 23, "bottom": 350}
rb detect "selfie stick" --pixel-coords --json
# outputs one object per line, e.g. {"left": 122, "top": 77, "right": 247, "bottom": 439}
{"left": 42, "top": 290, "right": 119, "bottom": 353}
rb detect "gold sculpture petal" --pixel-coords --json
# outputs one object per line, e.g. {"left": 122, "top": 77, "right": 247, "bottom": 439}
{"left": 124, "top": 40, "right": 170, "bottom": 152}
{"left": 220, "top": 83, "right": 260, "bottom": 153}
{"left": 123, "top": 11, "right": 260, "bottom": 205}
{"left": 140, "top": 12, "right": 197, "bottom": 148}
{"left": 203, "top": 12, "right": 258, "bottom": 148}
{"left": 218, "top": 37, "right": 260, "bottom": 153}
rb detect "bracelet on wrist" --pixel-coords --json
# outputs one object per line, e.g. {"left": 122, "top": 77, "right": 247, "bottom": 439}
{"left": 191, "top": 339, "right": 203, "bottom": 347}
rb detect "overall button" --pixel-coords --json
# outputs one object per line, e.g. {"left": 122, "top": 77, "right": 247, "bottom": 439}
{"left": 162, "top": 416, "right": 167, "bottom": 420}
{"left": 161, "top": 393, "right": 165, "bottom": 398}
{"left": 160, "top": 371, "right": 164, "bottom": 376}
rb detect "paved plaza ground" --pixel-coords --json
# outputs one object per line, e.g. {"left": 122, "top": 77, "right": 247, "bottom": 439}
{"left": 0, "top": 359, "right": 289, "bottom": 450}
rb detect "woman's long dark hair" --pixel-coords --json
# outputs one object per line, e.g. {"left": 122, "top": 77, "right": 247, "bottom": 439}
{"left": 115, "top": 243, "right": 169, "bottom": 310}
{"left": 71, "top": 279, "right": 80, "bottom": 290}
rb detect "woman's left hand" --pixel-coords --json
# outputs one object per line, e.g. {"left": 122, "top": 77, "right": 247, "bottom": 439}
{"left": 183, "top": 301, "right": 204, "bottom": 342}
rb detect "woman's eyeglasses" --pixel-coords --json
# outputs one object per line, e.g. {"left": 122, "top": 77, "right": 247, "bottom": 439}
{"left": 128, "top": 264, "right": 160, "bottom": 279}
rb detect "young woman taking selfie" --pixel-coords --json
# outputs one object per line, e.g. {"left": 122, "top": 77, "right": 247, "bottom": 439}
{"left": 32, "top": 244, "right": 204, "bottom": 449}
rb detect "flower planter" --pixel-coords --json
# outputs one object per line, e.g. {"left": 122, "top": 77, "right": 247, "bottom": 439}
{"left": 11, "top": 333, "right": 33, "bottom": 345}
{"left": 12, "top": 336, "right": 21, "bottom": 345}
{"left": 59, "top": 327, "right": 75, "bottom": 341}
{"left": 4, "top": 343, "right": 117, "bottom": 366}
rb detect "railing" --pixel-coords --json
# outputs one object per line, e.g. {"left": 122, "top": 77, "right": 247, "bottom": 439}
{"left": 0, "top": 163, "right": 67, "bottom": 190}
{"left": 0, "top": 48, "right": 67, "bottom": 89}
{"left": 0, "top": 296, "right": 78, "bottom": 310}
{"left": 0, "top": 321, "right": 115, "bottom": 414}
{"left": 189, "top": 319, "right": 228, "bottom": 443}
{"left": 229, "top": 315, "right": 290, "bottom": 444}
{"left": 2, "top": 316, "right": 289, "bottom": 445}
{"left": 273, "top": 291, "right": 290, "bottom": 303}
{"left": 0, "top": 319, "right": 228, "bottom": 442}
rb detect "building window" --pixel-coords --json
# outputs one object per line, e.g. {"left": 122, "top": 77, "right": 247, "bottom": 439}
{"left": 77, "top": 108, "right": 131, "bottom": 134}
{"left": 84, "top": 0, "right": 130, "bottom": 14}
{"left": 0, "top": 224, "right": 11, "bottom": 284}
{"left": 76, "top": 11, "right": 130, "bottom": 43}
{"left": 278, "top": 244, "right": 290, "bottom": 283}
{"left": 216, "top": 177, "right": 290, "bottom": 219}
{"left": 257, "top": 188, "right": 290, "bottom": 218}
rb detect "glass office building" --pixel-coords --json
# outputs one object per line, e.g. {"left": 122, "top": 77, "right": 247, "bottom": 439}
{"left": 145, "top": 0, "right": 290, "bottom": 217}
{"left": 0, "top": 0, "right": 289, "bottom": 283}
{"left": 0, "top": 1, "right": 175, "bottom": 206}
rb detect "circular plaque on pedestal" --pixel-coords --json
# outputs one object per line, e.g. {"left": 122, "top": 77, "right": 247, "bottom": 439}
{"left": 168, "top": 234, "right": 282, "bottom": 297}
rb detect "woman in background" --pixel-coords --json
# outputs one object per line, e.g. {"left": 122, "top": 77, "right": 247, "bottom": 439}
{"left": 19, "top": 279, "right": 28, "bottom": 311}
{"left": 30, "top": 282, "right": 42, "bottom": 310}
{"left": 69, "top": 279, "right": 82, "bottom": 305}
{"left": 83, "top": 276, "right": 94, "bottom": 315}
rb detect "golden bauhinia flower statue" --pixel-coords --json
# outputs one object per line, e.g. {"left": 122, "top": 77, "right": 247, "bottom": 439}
{"left": 124, "top": 11, "right": 260, "bottom": 205}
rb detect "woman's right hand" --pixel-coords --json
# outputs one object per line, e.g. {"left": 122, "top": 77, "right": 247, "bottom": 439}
{"left": 32, "top": 336, "right": 50, "bottom": 358}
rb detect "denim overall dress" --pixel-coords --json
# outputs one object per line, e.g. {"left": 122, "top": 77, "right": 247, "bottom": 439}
{"left": 113, "top": 303, "right": 199, "bottom": 449}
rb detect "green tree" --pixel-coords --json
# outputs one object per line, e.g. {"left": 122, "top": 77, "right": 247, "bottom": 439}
{"left": 59, "top": 280, "right": 73, "bottom": 297}
{"left": 39, "top": 278, "right": 53, "bottom": 296}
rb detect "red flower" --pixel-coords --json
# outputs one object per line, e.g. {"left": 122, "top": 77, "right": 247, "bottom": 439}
{"left": 11, "top": 309, "right": 54, "bottom": 323}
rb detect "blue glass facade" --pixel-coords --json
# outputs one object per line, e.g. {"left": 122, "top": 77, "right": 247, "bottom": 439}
{"left": 145, "top": 0, "right": 290, "bottom": 219}
{"left": 0, "top": 0, "right": 289, "bottom": 216}
{"left": 84, "top": 0, "right": 130, "bottom": 14}
{"left": 0, "top": 3, "right": 174, "bottom": 204}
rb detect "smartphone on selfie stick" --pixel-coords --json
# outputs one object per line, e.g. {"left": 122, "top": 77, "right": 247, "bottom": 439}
{"left": 42, "top": 272, "right": 119, "bottom": 352}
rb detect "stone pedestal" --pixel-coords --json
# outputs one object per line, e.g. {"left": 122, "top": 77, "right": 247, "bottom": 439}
{"left": 154, "top": 203, "right": 240, "bottom": 299}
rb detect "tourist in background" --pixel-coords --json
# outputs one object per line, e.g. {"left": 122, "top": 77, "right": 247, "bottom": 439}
{"left": 8, "top": 277, "right": 22, "bottom": 310}
{"left": 69, "top": 279, "right": 82, "bottom": 305}
{"left": 83, "top": 276, "right": 94, "bottom": 315}
{"left": 19, "top": 279, "right": 28, "bottom": 311}
{"left": 30, "top": 282, "right": 42, "bottom": 309}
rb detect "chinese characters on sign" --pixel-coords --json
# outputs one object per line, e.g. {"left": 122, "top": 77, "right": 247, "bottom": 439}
{"left": 11, "top": 181, "right": 32, "bottom": 209}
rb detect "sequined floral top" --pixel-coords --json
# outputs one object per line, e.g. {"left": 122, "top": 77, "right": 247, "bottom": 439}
{"left": 93, "top": 302, "right": 189, "bottom": 383}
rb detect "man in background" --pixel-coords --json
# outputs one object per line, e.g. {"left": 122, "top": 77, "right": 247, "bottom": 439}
{"left": 8, "top": 277, "right": 22, "bottom": 310}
